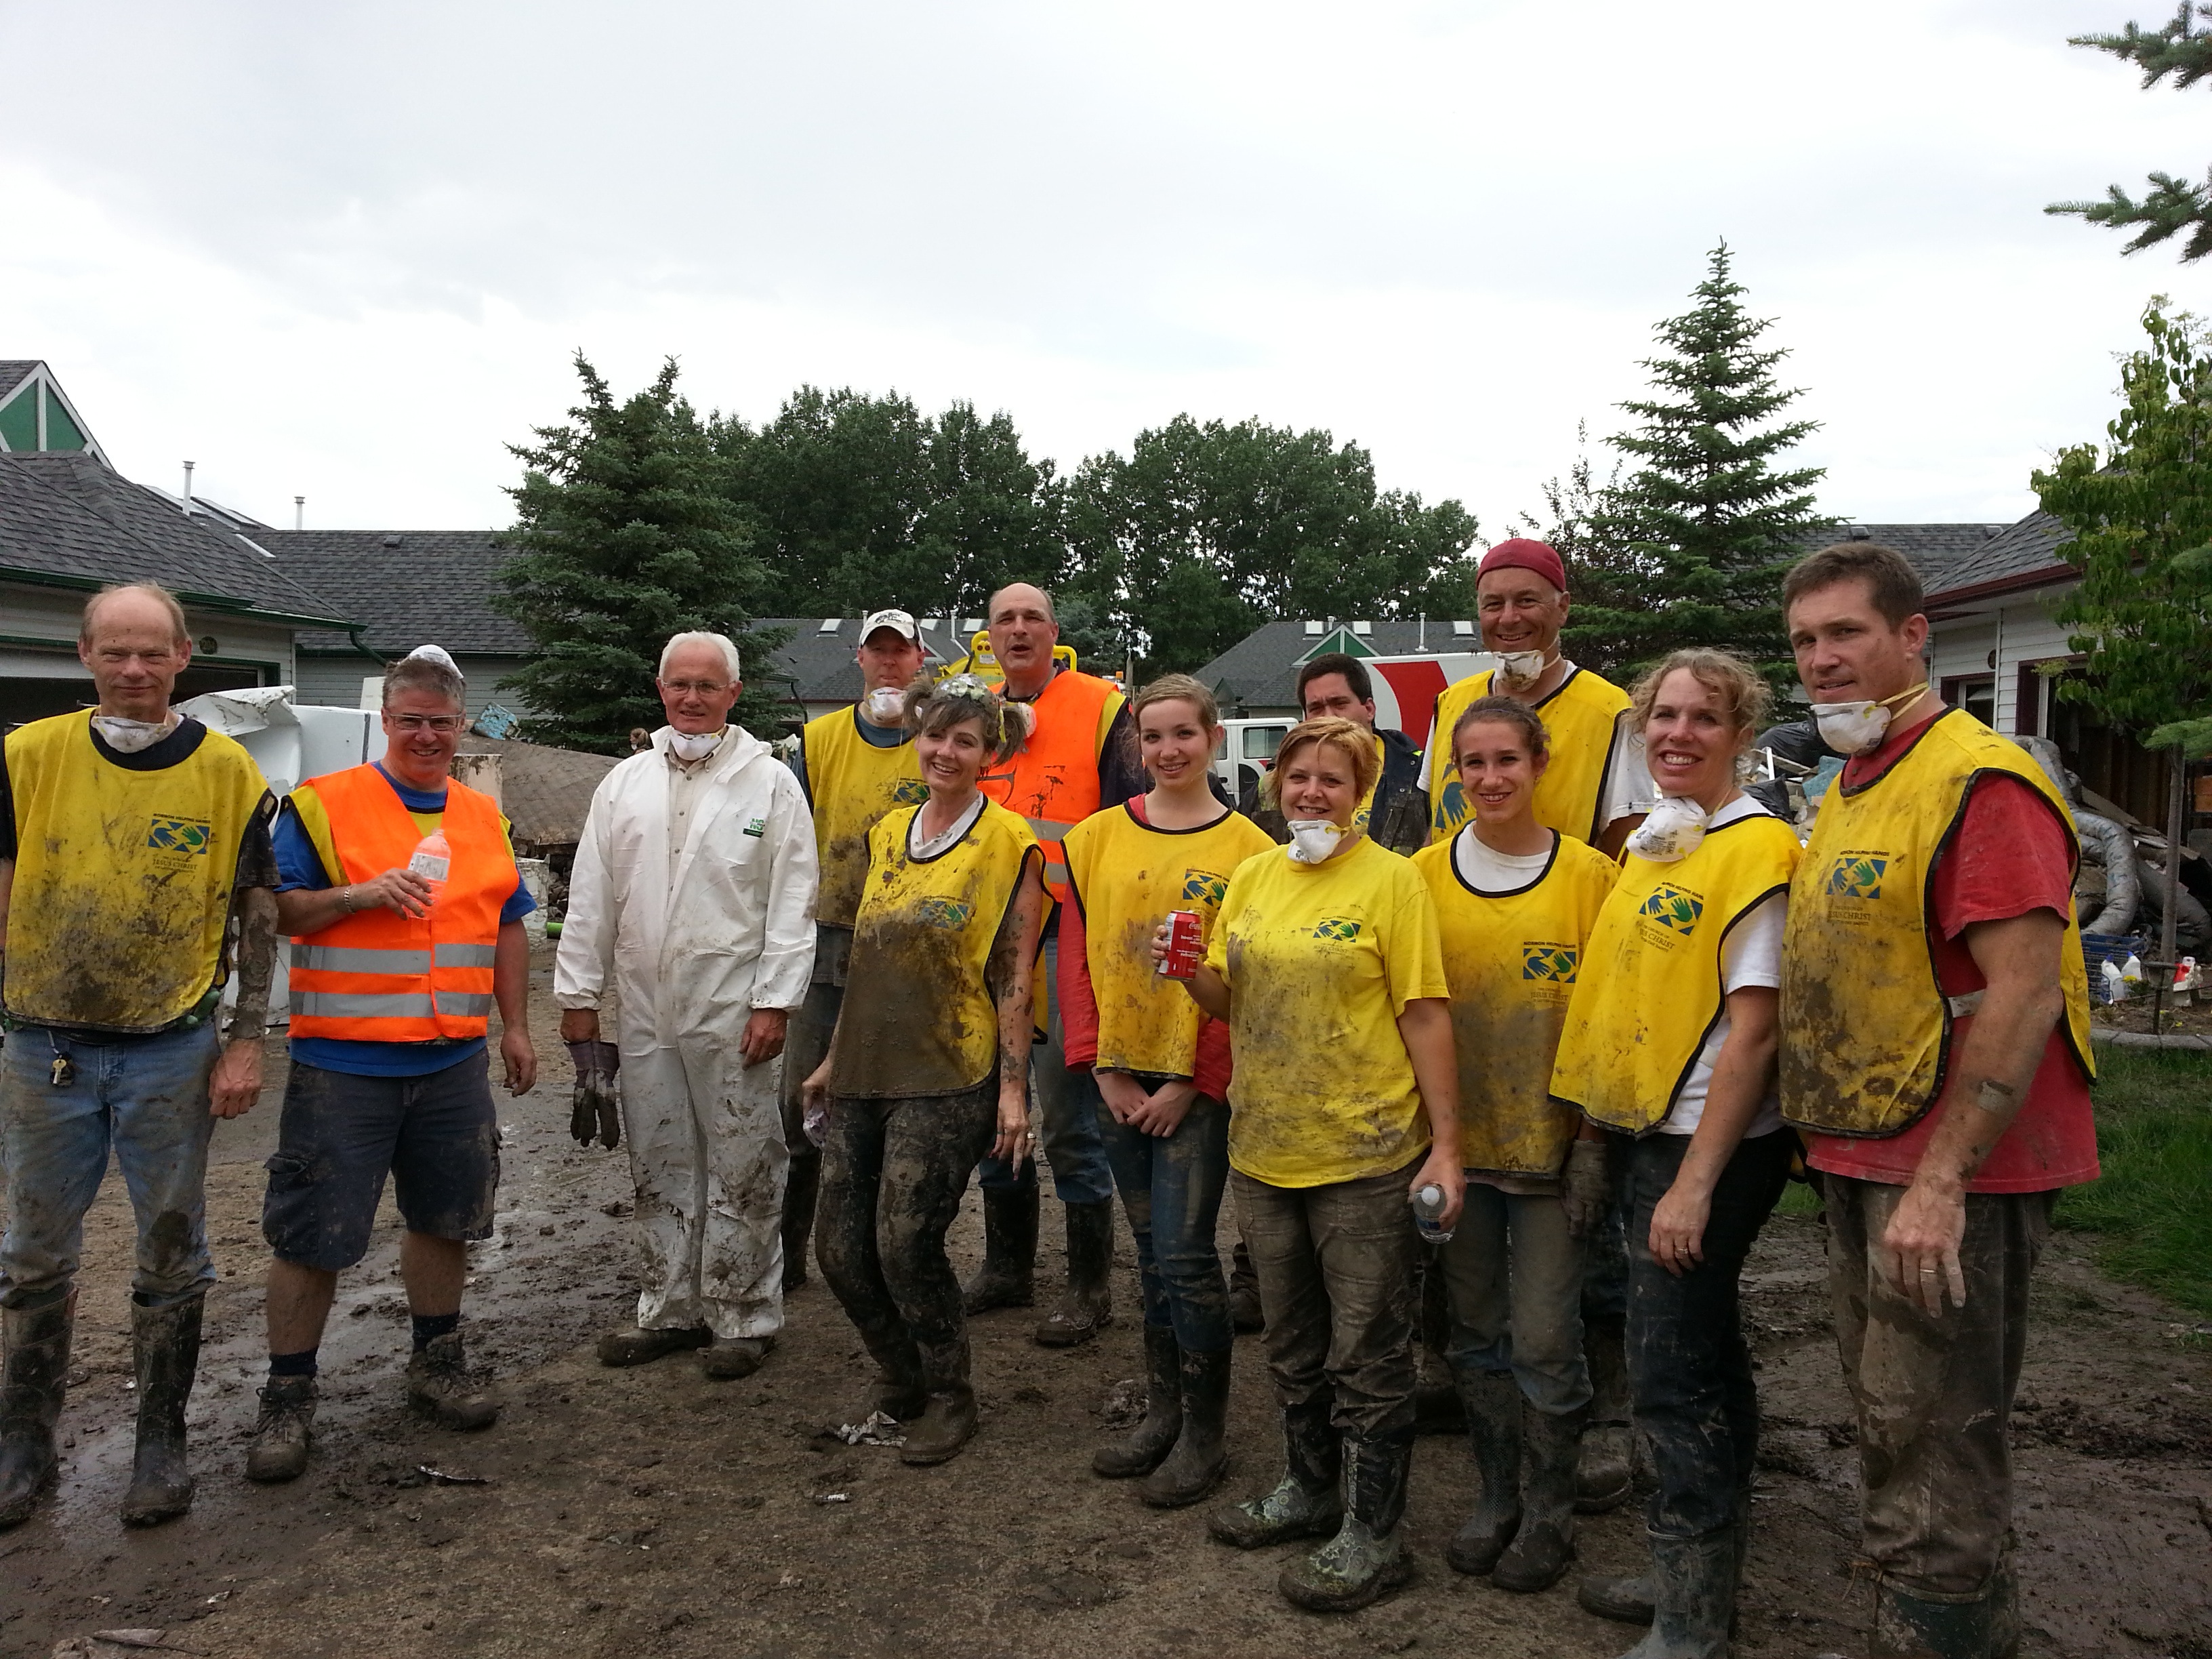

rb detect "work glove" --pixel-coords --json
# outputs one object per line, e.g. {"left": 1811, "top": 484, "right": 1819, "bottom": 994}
{"left": 1561, "top": 1138, "right": 1610, "bottom": 1240}
{"left": 565, "top": 1040, "right": 622, "bottom": 1150}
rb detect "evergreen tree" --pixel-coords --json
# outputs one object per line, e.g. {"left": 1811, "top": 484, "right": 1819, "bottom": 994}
{"left": 2048, "top": 4, "right": 2212, "bottom": 262}
{"left": 1574, "top": 243, "right": 1830, "bottom": 681}
{"left": 1513, "top": 419, "right": 1654, "bottom": 672}
{"left": 495, "top": 354, "right": 784, "bottom": 752}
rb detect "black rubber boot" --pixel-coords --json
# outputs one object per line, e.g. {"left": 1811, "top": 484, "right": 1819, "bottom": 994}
{"left": 961, "top": 1183, "right": 1038, "bottom": 1315}
{"left": 1209, "top": 1399, "right": 1340, "bottom": 1548}
{"left": 1094, "top": 1324, "right": 1181, "bottom": 1478}
{"left": 899, "top": 1336, "right": 977, "bottom": 1466}
{"left": 781, "top": 1149, "right": 820, "bottom": 1294}
{"left": 1413, "top": 1377, "right": 1468, "bottom": 1435}
{"left": 1445, "top": 1369, "right": 1521, "bottom": 1576}
{"left": 1493, "top": 1402, "right": 1585, "bottom": 1592}
{"left": 1279, "top": 1429, "right": 1416, "bottom": 1612}
{"left": 1870, "top": 1572, "right": 2018, "bottom": 1659}
{"left": 0, "top": 1291, "right": 73, "bottom": 1530}
{"left": 120, "top": 1294, "right": 203, "bottom": 1527}
{"left": 1578, "top": 1481, "right": 1749, "bottom": 1631}
{"left": 1623, "top": 1526, "right": 1736, "bottom": 1659}
{"left": 1578, "top": 1307, "right": 1634, "bottom": 1514}
{"left": 1141, "top": 1343, "right": 1229, "bottom": 1508}
{"left": 829, "top": 1317, "right": 926, "bottom": 1429}
{"left": 1035, "top": 1197, "right": 1115, "bottom": 1347}
{"left": 1227, "top": 1241, "right": 1263, "bottom": 1335}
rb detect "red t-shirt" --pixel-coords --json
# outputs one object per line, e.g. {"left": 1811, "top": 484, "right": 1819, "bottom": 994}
{"left": 1804, "top": 715, "right": 2100, "bottom": 1194}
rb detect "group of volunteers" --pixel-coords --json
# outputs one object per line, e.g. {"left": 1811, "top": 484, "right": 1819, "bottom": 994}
{"left": 0, "top": 534, "right": 2095, "bottom": 1659}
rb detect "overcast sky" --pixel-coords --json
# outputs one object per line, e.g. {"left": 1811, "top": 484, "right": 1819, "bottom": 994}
{"left": 3, "top": 1, "right": 2205, "bottom": 538}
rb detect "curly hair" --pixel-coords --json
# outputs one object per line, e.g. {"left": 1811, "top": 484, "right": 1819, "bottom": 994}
{"left": 1628, "top": 649, "right": 1771, "bottom": 737}
{"left": 903, "top": 673, "right": 1034, "bottom": 764}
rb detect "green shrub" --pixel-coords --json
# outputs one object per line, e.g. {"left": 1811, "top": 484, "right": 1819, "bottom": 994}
{"left": 2057, "top": 1044, "right": 2212, "bottom": 1317}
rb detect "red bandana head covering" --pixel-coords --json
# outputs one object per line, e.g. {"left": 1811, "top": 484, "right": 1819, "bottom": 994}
{"left": 1478, "top": 537, "right": 1568, "bottom": 594}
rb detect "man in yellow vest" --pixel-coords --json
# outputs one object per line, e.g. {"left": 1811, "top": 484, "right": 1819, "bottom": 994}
{"left": 0, "top": 583, "right": 279, "bottom": 1531}
{"left": 780, "top": 609, "right": 928, "bottom": 1291}
{"left": 1778, "top": 543, "right": 2097, "bottom": 1658}
{"left": 964, "top": 581, "right": 1147, "bottom": 1346}
{"left": 245, "top": 647, "right": 538, "bottom": 1485}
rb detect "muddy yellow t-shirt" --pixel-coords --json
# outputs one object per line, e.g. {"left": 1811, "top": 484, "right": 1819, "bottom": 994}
{"left": 1206, "top": 836, "right": 1450, "bottom": 1188}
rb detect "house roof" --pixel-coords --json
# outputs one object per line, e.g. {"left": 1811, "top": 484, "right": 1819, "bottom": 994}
{"left": 1922, "top": 513, "right": 2073, "bottom": 605}
{"left": 756, "top": 617, "right": 967, "bottom": 705}
{"left": 1811, "top": 523, "right": 2011, "bottom": 586}
{"left": 261, "top": 530, "right": 536, "bottom": 655}
{"left": 0, "top": 451, "right": 352, "bottom": 626}
{"left": 0, "top": 363, "right": 35, "bottom": 403}
{"left": 1191, "top": 618, "right": 1481, "bottom": 714}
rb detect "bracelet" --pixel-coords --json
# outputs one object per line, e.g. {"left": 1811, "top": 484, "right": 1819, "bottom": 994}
{"left": 342, "top": 886, "right": 357, "bottom": 914}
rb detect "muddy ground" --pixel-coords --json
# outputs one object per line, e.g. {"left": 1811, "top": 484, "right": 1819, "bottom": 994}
{"left": 5, "top": 945, "right": 2210, "bottom": 1659}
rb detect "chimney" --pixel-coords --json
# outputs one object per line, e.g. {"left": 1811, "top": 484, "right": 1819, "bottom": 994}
{"left": 182, "top": 461, "right": 195, "bottom": 514}
{"left": 294, "top": 495, "right": 305, "bottom": 531}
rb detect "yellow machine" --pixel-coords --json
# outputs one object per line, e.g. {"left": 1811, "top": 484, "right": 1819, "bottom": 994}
{"left": 939, "top": 631, "right": 1080, "bottom": 681}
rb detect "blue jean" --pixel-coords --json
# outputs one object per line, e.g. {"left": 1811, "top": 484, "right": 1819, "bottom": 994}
{"left": 1438, "top": 1183, "right": 1591, "bottom": 1416}
{"left": 1094, "top": 1074, "right": 1231, "bottom": 1353}
{"left": 0, "top": 1022, "right": 222, "bottom": 1309}
{"left": 974, "top": 939, "right": 1113, "bottom": 1206}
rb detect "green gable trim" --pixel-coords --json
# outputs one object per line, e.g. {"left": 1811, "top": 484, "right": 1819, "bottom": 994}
{"left": 1294, "top": 626, "right": 1377, "bottom": 664}
{"left": 0, "top": 384, "right": 33, "bottom": 452}
{"left": 41, "top": 386, "right": 85, "bottom": 451}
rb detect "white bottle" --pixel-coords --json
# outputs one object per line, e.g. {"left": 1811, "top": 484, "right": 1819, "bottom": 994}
{"left": 1411, "top": 1183, "right": 1453, "bottom": 1246}
{"left": 408, "top": 827, "right": 451, "bottom": 899}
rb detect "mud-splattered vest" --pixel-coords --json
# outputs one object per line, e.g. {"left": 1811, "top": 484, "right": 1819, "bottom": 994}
{"left": 1780, "top": 710, "right": 2094, "bottom": 1138}
{"left": 797, "top": 705, "right": 925, "bottom": 930}
{"left": 1428, "top": 667, "right": 1631, "bottom": 842}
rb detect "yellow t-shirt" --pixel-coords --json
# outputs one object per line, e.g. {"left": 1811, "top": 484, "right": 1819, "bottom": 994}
{"left": 1062, "top": 802, "right": 1276, "bottom": 1078}
{"left": 1206, "top": 836, "right": 1451, "bottom": 1188}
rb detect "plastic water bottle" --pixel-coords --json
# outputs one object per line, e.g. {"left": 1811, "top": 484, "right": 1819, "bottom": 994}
{"left": 407, "top": 828, "right": 451, "bottom": 898}
{"left": 1412, "top": 1183, "right": 1452, "bottom": 1245}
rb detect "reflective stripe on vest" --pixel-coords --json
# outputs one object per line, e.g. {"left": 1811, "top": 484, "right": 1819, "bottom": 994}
{"left": 285, "top": 764, "right": 512, "bottom": 1044}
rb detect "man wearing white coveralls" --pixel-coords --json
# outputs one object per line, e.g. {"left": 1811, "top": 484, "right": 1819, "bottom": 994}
{"left": 555, "top": 632, "right": 818, "bottom": 1380}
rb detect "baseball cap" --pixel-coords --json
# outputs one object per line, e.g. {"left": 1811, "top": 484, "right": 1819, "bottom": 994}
{"left": 859, "top": 609, "right": 922, "bottom": 645}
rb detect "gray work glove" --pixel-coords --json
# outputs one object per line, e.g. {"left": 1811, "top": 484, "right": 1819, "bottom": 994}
{"left": 1561, "top": 1137, "right": 1610, "bottom": 1239}
{"left": 565, "top": 1040, "right": 622, "bottom": 1149}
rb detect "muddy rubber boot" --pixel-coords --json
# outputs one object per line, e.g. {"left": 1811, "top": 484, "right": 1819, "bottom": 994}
{"left": 1870, "top": 1574, "right": 2015, "bottom": 1659}
{"left": 1444, "top": 1369, "right": 1522, "bottom": 1576}
{"left": 406, "top": 1331, "right": 498, "bottom": 1431}
{"left": 1035, "top": 1197, "right": 1115, "bottom": 1348}
{"left": 1227, "top": 1242, "right": 1263, "bottom": 1335}
{"left": 244, "top": 1375, "right": 317, "bottom": 1484}
{"left": 0, "top": 1291, "right": 74, "bottom": 1530}
{"left": 1209, "top": 1399, "right": 1340, "bottom": 1548}
{"left": 899, "top": 1337, "right": 977, "bottom": 1466}
{"left": 1279, "top": 1429, "right": 1415, "bottom": 1613}
{"left": 1413, "top": 1376, "right": 1467, "bottom": 1435}
{"left": 1580, "top": 1567, "right": 1657, "bottom": 1626}
{"left": 596, "top": 1324, "right": 712, "bottom": 1366}
{"left": 120, "top": 1294, "right": 203, "bottom": 1527}
{"left": 961, "top": 1183, "right": 1038, "bottom": 1315}
{"left": 1621, "top": 1526, "right": 1736, "bottom": 1659}
{"left": 700, "top": 1334, "right": 776, "bottom": 1380}
{"left": 1493, "top": 1401, "right": 1586, "bottom": 1593}
{"left": 1578, "top": 1307, "right": 1634, "bottom": 1515}
{"left": 1094, "top": 1324, "right": 1181, "bottom": 1478}
{"left": 1141, "top": 1343, "right": 1230, "bottom": 1508}
{"left": 780, "top": 1152, "right": 819, "bottom": 1294}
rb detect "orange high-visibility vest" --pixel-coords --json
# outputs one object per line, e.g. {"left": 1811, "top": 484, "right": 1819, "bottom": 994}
{"left": 980, "top": 668, "right": 1120, "bottom": 904}
{"left": 287, "top": 764, "right": 512, "bottom": 1042}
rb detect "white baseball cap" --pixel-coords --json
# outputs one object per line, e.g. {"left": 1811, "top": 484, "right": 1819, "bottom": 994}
{"left": 859, "top": 609, "right": 922, "bottom": 645}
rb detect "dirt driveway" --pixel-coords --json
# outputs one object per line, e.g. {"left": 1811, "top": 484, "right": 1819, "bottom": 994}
{"left": 5, "top": 949, "right": 2210, "bottom": 1658}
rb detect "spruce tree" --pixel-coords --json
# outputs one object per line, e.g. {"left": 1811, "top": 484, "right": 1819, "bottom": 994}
{"left": 495, "top": 354, "right": 783, "bottom": 752}
{"left": 2048, "top": 4, "right": 2212, "bottom": 262}
{"left": 1572, "top": 243, "right": 1830, "bottom": 682}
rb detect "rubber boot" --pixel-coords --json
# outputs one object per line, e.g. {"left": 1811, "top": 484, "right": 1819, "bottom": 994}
{"left": 900, "top": 1336, "right": 977, "bottom": 1466}
{"left": 1227, "top": 1242, "right": 1263, "bottom": 1335}
{"left": 1035, "top": 1197, "right": 1115, "bottom": 1347}
{"left": 829, "top": 1319, "right": 926, "bottom": 1430}
{"left": 245, "top": 1374, "right": 316, "bottom": 1483}
{"left": 961, "top": 1183, "right": 1038, "bottom": 1315}
{"left": 406, "top": 1330, "right": 498, "bottom": 1430}
{"left": 1493, "top": 1401, "right": 1586, "bottom": 1592}
{"left": 0, "top": 1291, "right": 73, "bottom": 1530}
{"left": 1444, "top": 1369, "right": 1522, "bottom": 1575}
{"left": 1141, "top": 1343, "right": 1230, "bottom": 1508}
{"left": 120, "top": 1294, "right": 202, "bottom": 1526}
{"left": 1209, "top": 1399, "right": 1340, "bottom": 1548}
{"left": 1870, "top": 1572, "right": 2018, "bottom": 1659}
{"left": 1094, "top": 1324, "right": 1181, "bottom": 1477}
{"left": 780, "top": 1150, "right": 820, "bottom": 1294}
{"left": 1578, "top": 1307, "right": 1634, "bottom": 1514}
{"left": 1279, "top": 1429, "right": 1416, "bottom": 1613}
{"left": 1620, "top": 1526, "right": 1736, "bottom": 1659}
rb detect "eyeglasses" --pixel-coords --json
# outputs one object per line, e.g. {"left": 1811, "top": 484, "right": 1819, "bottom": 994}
{"left": 659, "top": 680, "right": 732, "bottom": 697}
{"left": 388, "top": 714, "right": 466, "bottom": 733}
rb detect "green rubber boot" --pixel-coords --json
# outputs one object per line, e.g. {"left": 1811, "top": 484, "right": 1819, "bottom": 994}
{"left": 1208, "top": 1399, "right": 1339, "bottom": 1548}
{"left": 1279, "top": 1429, "right": 1416, "bottom": 1613}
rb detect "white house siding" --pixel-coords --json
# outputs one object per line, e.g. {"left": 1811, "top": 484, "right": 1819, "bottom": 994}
{"left": 293, "top": 651, "right": 535, "bottom": 717}
{"left": 1, "top": 582, "right": 297, "bottom": 688}
{"left": 1929, "top": 589, "right": 2076, "bottom": 736}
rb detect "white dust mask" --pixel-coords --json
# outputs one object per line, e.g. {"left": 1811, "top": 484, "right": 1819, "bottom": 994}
{"left": 1496, "top": 649, "right": 1554, "bottom": 684}
{"left": 1624, "top": 797, "right": 1710, "bottom": 863}
{"left": 1809, "top": 684, "right": 1927, "bottom": 756}
{"left": 1286, "top": 819, "right": 1349, "bottom": 865}
{"left": 863, "top": 687, "right": 906, "bottom": 723}
{"left": 666, "top": 727, "right": 724, "bottom": 763}
{"left": 91, "top": 713, "right": 178, "bottom": 754}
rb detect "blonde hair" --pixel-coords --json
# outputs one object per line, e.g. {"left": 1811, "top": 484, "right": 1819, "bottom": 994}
{"left": 903, "top": 673, "right": 1033, "bottom": 764}
{"left": 1263, "top": 716, "right": 1379, "bottom": 808}
{"left": 1132, "top": 673, "right": 1221, "bottom": 730}
{"left": 1629, "top": 649, "right": 1771, "bottom": 737}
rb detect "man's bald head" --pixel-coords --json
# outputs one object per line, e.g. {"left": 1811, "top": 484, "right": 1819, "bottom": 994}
{"left": 78, "top": 583, "right": 192, "bottom": 722}
{"left": 987, "top": 582, "right": 1057, "bottom": 626}
{"left": 987, "top": 582, "right": 1060, "bottom": 696}
{"left": 81, "top": 583, "right": 189, "bottom": 649}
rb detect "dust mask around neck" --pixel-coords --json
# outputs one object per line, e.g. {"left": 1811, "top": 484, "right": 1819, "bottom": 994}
{"left": 92, "top": 712, "right": 178, "bottom": 754}
{"left": 1624, "top": 797, "right": 1711, "bottom": 863}
{"left": 863, "top": 687, "right": 906, "bottom": 724}
{"left": 1495, "top": 647, "right": 1557, "bottom": 686}
{"left": 1810, "top": 684, "right": 1928, "bottom": 756}
{"left": 1286, "top": 819, "right": 1349, "bottom": 865}
{"left": 667, "top": 727, "right": 725, "bottom": 764}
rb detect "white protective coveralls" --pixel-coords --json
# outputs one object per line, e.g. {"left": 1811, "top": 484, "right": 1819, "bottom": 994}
{"left": 555, "top": 725, "right": 819, "bottom": 1340}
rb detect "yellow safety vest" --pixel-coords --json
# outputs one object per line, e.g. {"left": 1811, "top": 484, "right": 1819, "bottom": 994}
{"left": 827, "top": 798, "right": 1040, "bottom": 1098}
{"left": 1061, "top": 802, "right": 1275, "bottom": 1078}
{"left": 1412, "top": 830, "right": 1622, "bottom": 1178}
{"left": 2, "top": 712, "right": 267, "bottom": 1031}
{"left": 1429, "top": 668, "right": 1631, "bottom": 844}
{"left": 797, "top": 705, "right": 926, "bottom": 929}
{"left": 1779, "top": 710, "right": 2095, "bottom": 1137}
{"left": 1551, "top": 809, "right": 1801, "bottom": 1134}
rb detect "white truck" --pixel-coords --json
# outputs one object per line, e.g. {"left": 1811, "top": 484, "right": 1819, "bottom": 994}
{"left": 1211, "top": 651, "right": 1496, "bottom": 799}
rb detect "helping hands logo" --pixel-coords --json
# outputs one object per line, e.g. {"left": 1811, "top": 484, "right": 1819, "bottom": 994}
{"left": 1637, "top": 884, "right": 1704, "bottom": 935}
{"left": 1181, "top": 869, "right": 1229, "bottom": 907}
{"left": 1521, "top": 943, "right": 1579, "bottom": 982}
{"left": 1824, "top": 853, "right": 1887, "bottom": 901}
{"left": 147, "top": 816, "right": 212, "bottom": 856}
{"left": 1311, "top": 917, "right": 1364, "bottom": 943}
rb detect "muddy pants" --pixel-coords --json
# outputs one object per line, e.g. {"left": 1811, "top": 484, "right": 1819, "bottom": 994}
{"left": 1827, "top": 1175, "right": 2053, "bottom": 1599}
{"left": 1624, "top": 1127, "right": 1792, "bottom": 1537}
{"left": 620, "top": 1036, "right": 787, "bottom": 1341}
{"left": 1234, "top": 1162, "right": 1421, "bottom": 1441}
{"left": 1437, "top": 1183, "right": 1590, "bottom": 1416}
{"left": 817, "top": 1081, "right": 998, "bottom": 1365}
{"left": 1097, "top": 1082, "right": 1231, "bottom": 1353}
{"left": 974, "top": 939, "right": 1113, "bottom": 1206}
{"left": 0, "top": 1022, "right": 220, "bottom": 1310}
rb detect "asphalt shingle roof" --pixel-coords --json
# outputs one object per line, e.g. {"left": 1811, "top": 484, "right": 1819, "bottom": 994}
{"left": 758, "top": 616, "right": 970, "bottom": 703}
{"left": 261, "top": 530, "right": 535, "bottom": 655}
{"left": 1191, "top": 619, "right": 1481, "bottom": 714}
{"left": 1921, "top": 513, "right": 2072, "bottom": 600}
{"left": 0, "top": 451, "right": 352, "bottom": 623}
{"left": 1810, "top": 523, "right": 2009, "bottom": 586}
{"left": 0, "top": 363, "right": 35, "bottom": 404}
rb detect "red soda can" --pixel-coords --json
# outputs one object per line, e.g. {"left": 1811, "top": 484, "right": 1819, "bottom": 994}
{"left": 1159, "top": 909, "right": 1204, "bottom": 979}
